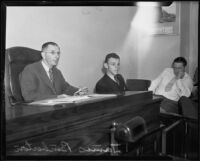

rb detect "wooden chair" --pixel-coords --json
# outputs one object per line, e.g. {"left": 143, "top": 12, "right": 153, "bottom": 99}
{"left": 126, "top": 79, "right": 151, "bottom": 91}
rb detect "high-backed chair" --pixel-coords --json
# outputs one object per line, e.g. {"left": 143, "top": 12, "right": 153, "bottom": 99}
{"left": 126, "top": 79, "right": 151, "bottom": 91}
{"left": 5, "top": 47, "right": 42, "bottom": 106}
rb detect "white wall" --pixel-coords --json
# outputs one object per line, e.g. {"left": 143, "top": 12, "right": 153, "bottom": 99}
{"left": 6, "top": 3, "right": 198, "bottom": 93}
{"left": 180, "top": 1, "right": 199, "bottom": 77}
{"left": 188, "top": 2, "right": 198, "bottom": 77}
{"left": 6, "top": 7, "right": 136, "bottom": 93}
{"left": 137, "top": 36, "right": 180, "bottom": 79}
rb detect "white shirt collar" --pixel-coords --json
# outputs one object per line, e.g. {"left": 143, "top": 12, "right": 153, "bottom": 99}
{"left": 41, "top": 60, "right": 50, "bottom": 73}
{"left": 106, "top": 73, "right": 118, "bottom": 83}
{"left": 41, "top": 60, "right": 52, "bottom": 79}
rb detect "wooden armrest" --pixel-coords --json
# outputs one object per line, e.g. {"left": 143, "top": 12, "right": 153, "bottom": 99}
{"left": 160, "top": 111, "right": 182, "bottom": 118}
{"left": 163, "top": 120, "right": 183, "bottom": 133}
{"left": 132, "top": 124, "right": 166, "bottom": 143}
{"left": 160, "top": 111, "right": 198, "bottom": 122}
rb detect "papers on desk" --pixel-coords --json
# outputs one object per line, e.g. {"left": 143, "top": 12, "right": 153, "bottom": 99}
{"left": 28, "top": 94, "right": 117, "bottom": 106}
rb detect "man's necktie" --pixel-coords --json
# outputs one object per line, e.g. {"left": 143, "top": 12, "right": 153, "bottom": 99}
{"left": 49, "top": 68, "right": 57, "bottom": 94}
{"left": 49, "top": 68, "right": 54, "bottom": 83}
{"left": 165, "top": 77, "right": 176, "bottom": 92}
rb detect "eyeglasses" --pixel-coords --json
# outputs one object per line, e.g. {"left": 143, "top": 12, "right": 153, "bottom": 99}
{"left": 44, "top": 51, "right": 60, "bottom": 55}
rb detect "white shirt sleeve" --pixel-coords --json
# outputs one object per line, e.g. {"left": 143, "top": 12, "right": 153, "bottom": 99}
{"left": 175, "top": 75, "right": 193, "bottom": 97}
{"left": 148, "top": 69, "right": 166, "bottom": 93}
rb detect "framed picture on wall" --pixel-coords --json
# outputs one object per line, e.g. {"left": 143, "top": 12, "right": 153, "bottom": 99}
{"left": 150, "top": 1, "right": 180, "bottom": 35}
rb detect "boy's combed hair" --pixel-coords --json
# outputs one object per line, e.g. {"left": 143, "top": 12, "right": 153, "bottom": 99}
{"left": 104, "top": 53, "right": 120, "bottom": 63}
{"left": 41, "top": 42, "right": 59, "bottom": 51}
{"left": 173, "top": 57, "right": 187, "bottom": 67}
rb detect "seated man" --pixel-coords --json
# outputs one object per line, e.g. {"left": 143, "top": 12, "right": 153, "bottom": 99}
{"left": 95, "top": 53, "right": 127, "bottom": 94}
{"left": 19, "top": 42, "right": 88, "bottom": 101}
{"left": 148, "top": 57, "right": 193, "bottom": 114}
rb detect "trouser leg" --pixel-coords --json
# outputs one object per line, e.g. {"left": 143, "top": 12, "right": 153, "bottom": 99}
{"left": 160, "top": 98, "right": 179, "bottom": 114}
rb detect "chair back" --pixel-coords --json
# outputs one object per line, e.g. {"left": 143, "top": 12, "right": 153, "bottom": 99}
{"left": 5, "top": 47, "right": 42, "bottom": 105}
{"left": 126, "top": 79, "right": 151, "bottom": 91}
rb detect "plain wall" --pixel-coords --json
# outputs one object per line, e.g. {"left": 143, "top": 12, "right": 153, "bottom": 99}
{"left": 180, "top": 1, "right": 199, "bottom": 77}
{"left": 6, "top": 7, "right": 136, "bottom": 93}
{"left": 6, "top": 3, "right": 198, "bottom": 94}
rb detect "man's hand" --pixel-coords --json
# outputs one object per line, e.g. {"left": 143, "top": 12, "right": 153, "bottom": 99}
{"left": 176, "top": 71, "right": 185, "bottom": 79}
{"left": 74, "top": 87, "right": 88, "bottom": 96}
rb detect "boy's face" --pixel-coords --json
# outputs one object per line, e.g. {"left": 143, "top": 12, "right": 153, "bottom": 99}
{"left": 104, "top": 57, "right": 120, "bottom": 76}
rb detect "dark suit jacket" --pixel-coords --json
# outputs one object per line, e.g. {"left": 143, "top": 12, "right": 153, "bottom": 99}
{"left": 95, "top": 74, "right": 127, "bottom": 94}
{"left": 19, "top": 61, "right": 78, "bottom": 101}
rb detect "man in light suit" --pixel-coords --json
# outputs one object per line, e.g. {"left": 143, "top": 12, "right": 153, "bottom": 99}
{"left": 19, "top": 42, "right": 88, "bottom": 101}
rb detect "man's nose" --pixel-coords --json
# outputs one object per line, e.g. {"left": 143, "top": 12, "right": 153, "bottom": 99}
{"left": 55, "top": 53, "right": 59, "bottom": 58}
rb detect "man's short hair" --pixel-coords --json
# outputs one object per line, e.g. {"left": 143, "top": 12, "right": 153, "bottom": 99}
{"left": 173, "top": 57, "right": 187, "bottom": 67}
{"left": 104, "top": 53, "right": 120, "bottom": 63}
{"left": 41, "top": 42, "right": 59, "bottom": 51}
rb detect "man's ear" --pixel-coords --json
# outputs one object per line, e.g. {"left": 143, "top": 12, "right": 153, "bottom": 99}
{"left": 41, "top": 52, "right": 45, "bottom": 59}
{"left": 104, "top": 63, "right": 108, "bottom": 69}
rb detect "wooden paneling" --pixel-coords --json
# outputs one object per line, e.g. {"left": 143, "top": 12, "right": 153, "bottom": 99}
{"left": 6, "top": 91, "right": 162, "bottom": 156}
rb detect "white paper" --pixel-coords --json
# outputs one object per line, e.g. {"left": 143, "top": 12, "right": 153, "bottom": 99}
{"left": 29, "top": 94, "right": 117, "bottom": 106}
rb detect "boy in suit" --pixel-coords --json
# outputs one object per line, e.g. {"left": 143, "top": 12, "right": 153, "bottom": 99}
{"left": 95, "top": 53, "right": 127, "bottom": 94}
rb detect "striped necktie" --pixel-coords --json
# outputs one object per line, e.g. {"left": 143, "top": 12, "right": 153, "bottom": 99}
{"left": 49, "top": 68, "right": 54, "bottom": 83}
{"left": 165, "top": 77, "right": 176, "bottom": 92}
{"left": 114, "top": 75, "right": 120, "bottom": 85}
{"left": 49, "top": 68, "right": 57, "bottom": 94}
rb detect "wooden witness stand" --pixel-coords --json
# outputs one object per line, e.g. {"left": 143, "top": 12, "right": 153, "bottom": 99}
{"left": 6, "top": 91, "right": 163, "bottom": 156}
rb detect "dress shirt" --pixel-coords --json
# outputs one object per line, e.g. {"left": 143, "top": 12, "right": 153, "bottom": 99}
{"left": 41, "top": 60, "right": 51, "bottom": 79}
{"left": 148, "top": 68, "right": 193, "bottom": 101}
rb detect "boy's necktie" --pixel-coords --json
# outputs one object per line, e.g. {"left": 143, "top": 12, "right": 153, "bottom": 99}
{"left": 114, "top": 75, "right": 120, "bottom": 85}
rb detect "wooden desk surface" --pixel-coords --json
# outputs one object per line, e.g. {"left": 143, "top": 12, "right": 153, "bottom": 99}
{"left": 6, "top": 91, "right": 162, "bottom": 156}
{"left": 6, "top": 91, "right": 152, "bottom": 120}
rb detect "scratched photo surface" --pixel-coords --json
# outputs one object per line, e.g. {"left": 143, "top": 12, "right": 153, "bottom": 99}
{"left": 3, "top": 1, "right": 199, "bottom": 160}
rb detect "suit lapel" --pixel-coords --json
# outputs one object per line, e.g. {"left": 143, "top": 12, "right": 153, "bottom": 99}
{"left": 37, "top": 61, "right": 57, "bottom": 94}
{"left": 105, "top": 74, "right": 119, "bottom": 89}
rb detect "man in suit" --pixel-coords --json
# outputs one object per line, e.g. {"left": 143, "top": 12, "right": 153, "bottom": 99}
{"left": 95, "top": 53, "right": 127, "bottom": 94}
{"left": 19, "top": 42, "right": 88, "bottom": 101}
{"left": 148, "top": 57, "right": 193, "bottom": 114}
